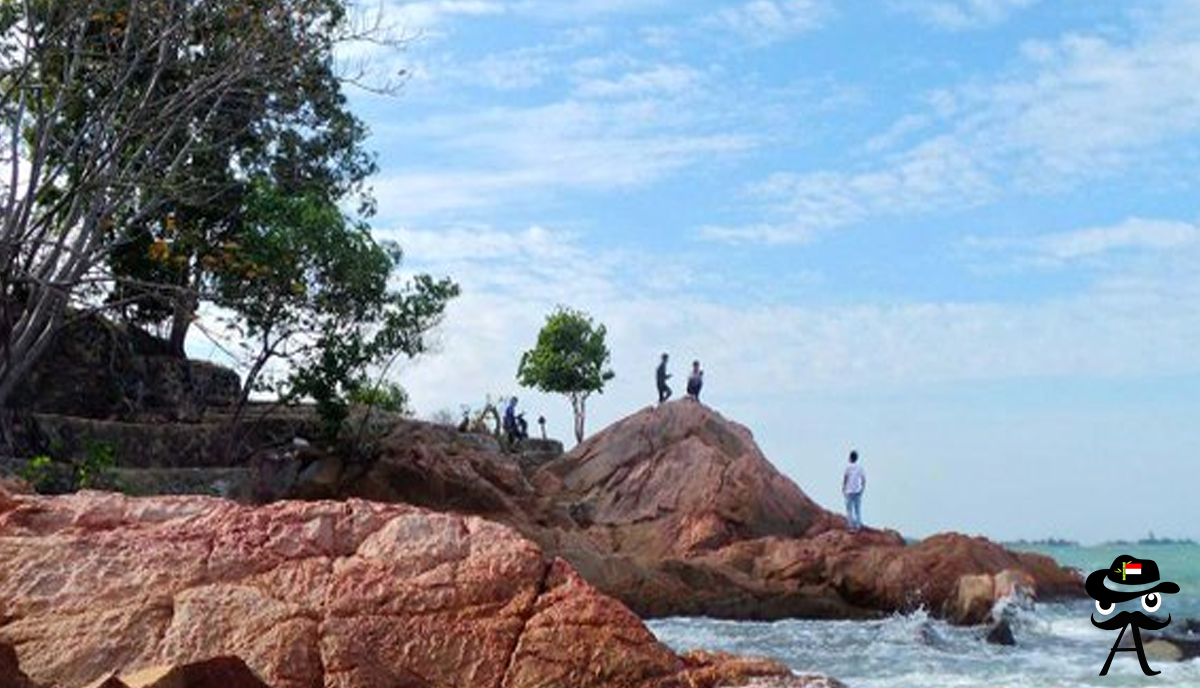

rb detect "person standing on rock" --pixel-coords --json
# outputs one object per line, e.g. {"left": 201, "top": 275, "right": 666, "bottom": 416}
{"left": 842, "top": 450, "right": 866, "bottom": 532}
{"left": 656, "top": 353, "right": 672, "bottom": 403}
{"left": 686, "top": 360, "right": 703, "bottom": 401}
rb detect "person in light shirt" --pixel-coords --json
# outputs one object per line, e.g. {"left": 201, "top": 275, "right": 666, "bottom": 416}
{"left": 842, "top": 450, "right": 866, "bottom": 532}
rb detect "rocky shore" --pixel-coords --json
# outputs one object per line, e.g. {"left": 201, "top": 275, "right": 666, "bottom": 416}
{"left": 337, "top": 401, "right": 1084, "bottom": 625}
{"left": 1, "top": 333, "right": 1086, "bottom": 686}
{"left": 0, "top": 484, "right": 838, "bottom": 688}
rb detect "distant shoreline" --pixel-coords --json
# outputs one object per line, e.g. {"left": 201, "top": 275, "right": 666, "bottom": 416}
{"left": 1005, "top": 537, "right": 1198, "bottom": 548}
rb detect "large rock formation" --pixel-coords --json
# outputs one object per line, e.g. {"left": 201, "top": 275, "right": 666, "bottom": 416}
{"left": 10, "top": 314, "right": 240, "bottom": 421}
{"left": 0, "top": 486, "right": 813, "bottom": 688}
{"left": 343, "top": 401, "right": 1082, "bottom": 623}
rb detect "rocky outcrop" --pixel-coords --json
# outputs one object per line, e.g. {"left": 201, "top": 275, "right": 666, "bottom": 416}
{"left": 85, "top": 657, "right": 270, "bottom": 688}
{"left": 1, "top": 641, "right": 41, "bottom": 688}
{"left": 534, "top": 401, "right": 835, "bottom": 555}
{"left": 517, "top": 402, "right": 1084, "bottom": 622}
{"left": 0, "top": 487, "right": 814, "bottom": 688}
{"left": 10, "top": 314, "right": 239, "bottom": 421}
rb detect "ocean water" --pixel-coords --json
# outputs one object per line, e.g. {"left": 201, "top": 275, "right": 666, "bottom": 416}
{"left": 648, "top": 544, "right": 1200, "bottom": 687}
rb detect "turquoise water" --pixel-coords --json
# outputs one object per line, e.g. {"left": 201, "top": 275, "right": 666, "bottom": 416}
{"left": 1019, "top": 543, "right": 1200, "bottom": 619}
{"left": 648, "top": 544, "right": 1200, "bottom": 687}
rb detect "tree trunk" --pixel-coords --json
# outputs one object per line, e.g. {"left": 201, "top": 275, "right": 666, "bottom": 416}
{"left": 571, "top": 393, "right": 587, "bottom": 445}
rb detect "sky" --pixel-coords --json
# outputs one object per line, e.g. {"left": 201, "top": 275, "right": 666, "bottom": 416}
{"left": 318, "top": 0, "right": 1200, "bottom": 544}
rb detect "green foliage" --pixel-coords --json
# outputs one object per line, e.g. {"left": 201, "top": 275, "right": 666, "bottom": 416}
{"left": 348, "top": 382, "right": 411, "bottom": 415}
{"left": 18, "top": 455, "right": 54, "bottom": 492}
{"left": 77, "top": 441, "right": 118, "bottom": 490}
{"left": 517, "top": 307, "right": 614, "bottom": 443}
{"left": 218, "top": 180, "right": 458, "bottom": 440}
{"left": 16, "top": 442, "right": 119, "bottom": 493}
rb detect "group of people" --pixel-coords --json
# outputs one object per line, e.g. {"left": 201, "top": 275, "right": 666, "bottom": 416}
{"left": 654, "top": 353, "right": 703, "bottom": 403}
{"left": 657, "top": 353, "right": 869, "bottom": 534}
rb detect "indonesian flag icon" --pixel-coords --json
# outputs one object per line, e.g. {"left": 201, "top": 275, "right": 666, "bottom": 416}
{"left": 1115, "top": 562, "right": 1143, "bottom": 580}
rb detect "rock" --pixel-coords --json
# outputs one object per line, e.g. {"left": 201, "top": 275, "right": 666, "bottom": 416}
{"left": 526, "top": 402, "right": 1082, "bottom": 622}
{"left": 677, "top": 650, "right": 845, "bottom": 687}
{"left": 984, "top": 618, "right": 1016, "bottom": 646}
{"left": 536, "top": 401, "right": 832, "bottom": 556}
{"left": 0, "top": 478, "right": 29, "bottom": 515}
{"left": 1140, "top": 634, "right": 1200, "bottom": 663}
{"left": 331, "top": 402, "right": 1084, "bottom": 623}
{"left": 946, "top": 573, "right": 996, "bottom": 626}
{"left": 17, "top": 409, "right": 327, "bottom": 471}
{"left": 290, "top": 455, "right": 343, "bottom": 500}
{"left": 0, "top": 641, "right": 40, "bottom": 688}
{"left": 512, "top": 438, "right": 564, "bottom": 471}
{"left": 86, "top": 657, "right": 269, "bottom": 688}
{"left": 944, "top": 568, "right": 1039, "bottom": 625}
{"left": 1144, "top": 639, "right": 1184, "bottom": 663}
{"left": 0, "top": 491, "right": 787, "bottom": 688}
{"left": 10, "top": 313, "right": 240, "bottom": 420}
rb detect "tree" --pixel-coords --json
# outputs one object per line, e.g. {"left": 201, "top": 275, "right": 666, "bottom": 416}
{"left": 0, "top": 0, "right": 397, "bottom": 409}
{"left": 517, "top": 307, "right": 614, "bottom": 444}
{"left": 208, "top": 179, "right": 457, "bottom": 443}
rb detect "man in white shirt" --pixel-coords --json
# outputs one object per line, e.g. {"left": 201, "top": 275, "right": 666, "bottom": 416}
{"left": 842, "top": 450, "right": 866, "bottom": 532}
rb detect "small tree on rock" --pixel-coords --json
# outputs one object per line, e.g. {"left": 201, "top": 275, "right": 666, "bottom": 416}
{"left": 517, "top": 307, "right": 614, "bottom": 444}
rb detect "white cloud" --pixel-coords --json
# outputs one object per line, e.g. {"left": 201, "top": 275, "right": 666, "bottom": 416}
{"left": 370, "top": 96, "right": 756, "bottom": 223}
{"left": 574, "top": 65, "right": 703, "bottom": 99}
{"left": 1038, "top": 218, "right": 1200, "bottom": 261}
{"left": 706, "top": 136, "right": 996, "bottom": 244}
{"left": 893, "top": 0, "right": 1041, "bottom": 30}
{"left": 709, "top": 0, "right": 831, "bottom": 46}
{"left": 387, "top": 221, "right": 1200, "bottom": 440}
{"left": 388, "top": 0, "right": 507, "bottom": 32}
{"left": 718, "top": 2, "right": 1200, "bottom": 243}
{"left": 967, "top": 217, "right": 1200, "bottom": 269}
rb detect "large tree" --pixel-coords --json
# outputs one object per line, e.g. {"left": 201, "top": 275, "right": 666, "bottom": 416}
{"left": 0, "top": 0, "right": 439, "bottom": 418}
{"left": 517, "top": 307, "right": 615, "bottom": 444}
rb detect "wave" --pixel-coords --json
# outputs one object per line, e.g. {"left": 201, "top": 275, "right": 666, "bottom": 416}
{"left": 648, "top": 602, "right": 1200, "bottom": 688}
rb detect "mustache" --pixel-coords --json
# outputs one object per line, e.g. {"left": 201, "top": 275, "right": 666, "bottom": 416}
{"left": 1091, "top": 610, "right": 1172, "bottom": 631}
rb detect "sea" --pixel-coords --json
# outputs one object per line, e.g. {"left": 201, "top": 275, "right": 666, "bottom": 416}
{"left": 648, "top": 544, "right": 1200, "bottom": 687}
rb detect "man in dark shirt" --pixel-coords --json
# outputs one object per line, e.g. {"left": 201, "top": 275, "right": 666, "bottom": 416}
{"left": 656, "top": 353, "right": 672, "bottom": 403}
{"left": 686, "top": 360, "right": 703, "bottom": 401}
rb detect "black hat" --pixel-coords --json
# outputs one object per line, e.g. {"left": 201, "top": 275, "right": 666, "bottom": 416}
{"left": 1085, "top": 554, "right": 1179, "bottom": 604}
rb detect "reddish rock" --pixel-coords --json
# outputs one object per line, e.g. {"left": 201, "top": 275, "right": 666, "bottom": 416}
{"left": 0, "top": 491, "right": 808, "bottom": 688}
{"left": 678, "top": 651, "right": 847, "bottom": 688}
{"left": 1, "top": 641, "right": 40, "bottom": 688}
{"left": 525, "top": 402, "right": 1083, "bottom": 622}
{"left": 536, "top": 401, "right": 832, "bottom": 557}
{"left": 86, "top": 657, "right": 269, "bottom": 688}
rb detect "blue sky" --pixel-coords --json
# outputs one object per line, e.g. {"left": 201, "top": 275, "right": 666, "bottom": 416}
{"left": 332, "top": 0, "right": 1200, "bottom": 543}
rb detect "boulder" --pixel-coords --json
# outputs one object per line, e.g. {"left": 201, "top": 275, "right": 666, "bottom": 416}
{"left": 1140, "top": 634, "right": 1200, "bottom": 663}
{"left": 525, "top": 402, "right": 1082, "bottom": 622}
{"left": 85, "top": 657, "right": 269, "bottom": 688}
{"left": 983, "top": 618, "right": 1016, "bottom": 646}
{"left": 944, "top": 567, "right": 1040, "bottom": 625}
{"left": 1, "top": 641, "right": 40, "bottom": 688}
{"left": 535, "top": 401, "right": 833, "bottom": 557}
{"left": 0, "top": 491, "right": 800, "bottom": 688}
{"left": 10, "top": 314, "right": 239, "bottom": 421}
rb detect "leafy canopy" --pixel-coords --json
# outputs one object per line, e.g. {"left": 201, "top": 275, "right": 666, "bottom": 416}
{"left": 517, "top": 307, "right": 614, "bottom": 396}
{"left": 517, "top": 307, "right": 614, "bottom": 443}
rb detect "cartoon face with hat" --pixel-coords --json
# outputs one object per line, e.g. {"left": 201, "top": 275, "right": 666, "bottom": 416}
{"left": 1087, "top": 554, "right": 1179, "bottom": 676}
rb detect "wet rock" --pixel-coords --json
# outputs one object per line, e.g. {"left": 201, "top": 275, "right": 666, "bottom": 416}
{"left": 984, "top": 618, "right": 1016, "bottom": 646}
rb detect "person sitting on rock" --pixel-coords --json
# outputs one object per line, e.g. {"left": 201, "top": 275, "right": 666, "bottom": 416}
{"left": 503, "top": 397, "right": 527, "bottom": 445}
{"left": 685, "top": 360, "right": 703, "bottom": 401}
{"left": 656, "top": 353, "right": 672, "bottom": 403}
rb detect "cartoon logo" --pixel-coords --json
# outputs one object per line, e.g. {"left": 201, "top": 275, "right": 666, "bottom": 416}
{"left": 1086, "top": 554, "right": 1179, "bottom": 676}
